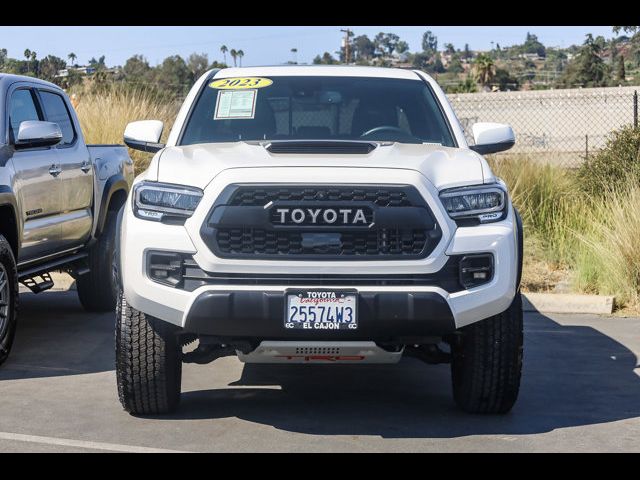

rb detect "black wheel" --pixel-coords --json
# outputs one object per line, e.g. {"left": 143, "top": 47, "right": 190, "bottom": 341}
{"left": 77, "top": 211, "right": 118, "bottom": 312}
{"left": 115, "top": 291, "right": 182, "bottom": 414}
{"left": 450, "top": 292, "right": 523, "bottom": 414}
{"left": 0, "top": 235, "right": 18, "bottom": 366}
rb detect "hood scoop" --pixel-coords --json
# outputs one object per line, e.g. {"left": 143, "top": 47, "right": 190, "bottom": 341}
{"left": 265, "top": 140, "right": 377, "bottom": 155}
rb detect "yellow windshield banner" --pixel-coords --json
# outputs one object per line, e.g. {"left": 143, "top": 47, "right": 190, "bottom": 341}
{"left": 209, "top": 77, "right": 273, "bottom": 89}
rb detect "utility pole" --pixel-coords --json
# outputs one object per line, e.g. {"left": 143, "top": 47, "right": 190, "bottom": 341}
{"left": 340, "top": 28, "right": 353, "bottom": 64}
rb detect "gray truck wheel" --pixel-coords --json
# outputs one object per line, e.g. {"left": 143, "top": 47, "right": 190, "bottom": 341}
{"left": 77, "top": 212, "right": 118, "bottom": 312}
{"left": 115, "top": 291, "right": 182, "bottom": 415}
{"left": 0, "top": 235, "right": 18, "bottom": 366}
{"left": 450, "top": 292, "right": 523, "bottom": 414}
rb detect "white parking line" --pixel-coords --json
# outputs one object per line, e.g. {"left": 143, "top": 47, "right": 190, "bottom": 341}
{"left": 0, "top": 432, "right": 190, "bottom": 453}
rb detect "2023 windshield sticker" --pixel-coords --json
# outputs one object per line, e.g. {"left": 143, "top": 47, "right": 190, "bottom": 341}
{"left": 214, "top": 89, "right": 257, "bottom": 120}
{"left": 209, "top": 77, "right": 273, "bottom": 89}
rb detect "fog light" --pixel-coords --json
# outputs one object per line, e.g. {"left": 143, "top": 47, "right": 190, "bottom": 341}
{"left": 459, "top": 254, "right": 494, "bottom": 289}
{"left": 147, "top": 251, "right": 185, "bottom": 287}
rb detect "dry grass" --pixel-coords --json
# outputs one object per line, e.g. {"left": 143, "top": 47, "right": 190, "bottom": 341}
{"left": 73, "top": 85, "right": 180, "bottom": 174}
{"left": 492, "top": 155, "right": 640, "bottom": 312}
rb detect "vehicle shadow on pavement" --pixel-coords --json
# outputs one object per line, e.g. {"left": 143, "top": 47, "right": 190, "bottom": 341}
{"left": 172, "top": 312, "right": 640, "bottom": 438}
{"left": 0, "top": 291, "right": 114, "bottom": 380}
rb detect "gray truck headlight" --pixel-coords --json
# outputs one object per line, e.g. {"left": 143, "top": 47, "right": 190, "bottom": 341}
{"left": 439, "top": 185, "right": 507, "bottom": 223}
{"left": 133, "top": 181, "right": 203, "bottom": 222}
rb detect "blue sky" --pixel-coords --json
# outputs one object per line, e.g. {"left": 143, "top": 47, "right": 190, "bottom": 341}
{"left": 0, "top": 26, "right": 615, "bottom": 67}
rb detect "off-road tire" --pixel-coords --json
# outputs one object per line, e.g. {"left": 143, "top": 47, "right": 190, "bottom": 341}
{"left": 77, "top": 212, "right": 118, "bottom": 312}
{"left": 115, "top": 291, "right": 182, "bottom": 414}
{"left": 0, "top": 235, "right": 18, "bottom": 366}
{"left": 450, "top": 292, "right": 523, "bottom": 414}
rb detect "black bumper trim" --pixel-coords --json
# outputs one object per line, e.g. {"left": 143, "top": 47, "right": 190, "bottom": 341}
{"left": 184, "top": 290, "right": 456, "bottom": 340}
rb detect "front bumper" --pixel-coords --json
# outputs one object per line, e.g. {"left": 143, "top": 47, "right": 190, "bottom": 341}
{"left": 184, "top": 290, "right": 455, "bottom": 339}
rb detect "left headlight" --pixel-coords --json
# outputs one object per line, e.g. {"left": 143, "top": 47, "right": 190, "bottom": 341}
{"left": 439, "top": 184, "right": 507, "bottom": 224}
{"left": 133, "top": 181, "right": 203, "bottom": 222}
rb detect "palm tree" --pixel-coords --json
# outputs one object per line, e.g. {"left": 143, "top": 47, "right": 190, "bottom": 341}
{"left": 68, "top": 52, "right": 77, "bottom": 66}
{"left": 230, "top": 49, "right": 238, "bottom": 67}
{"left": 220, "top": 45, "right": 228, "bottom": 65}
{"left": 473, "top": 53, "right": 496, "bottom": 88}
{"left": 24, "top": 49, "right": 31, "bottom": 73}
{"left": 291, "top": 47, "right": 298, "bottom": 64}
{"left": 237, "top": 50, "right": 244, "bottom": 67}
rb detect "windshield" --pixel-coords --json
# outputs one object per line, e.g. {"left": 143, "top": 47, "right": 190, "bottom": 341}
{"left": 179, "top": 75, "right": 456, "bottom": 147}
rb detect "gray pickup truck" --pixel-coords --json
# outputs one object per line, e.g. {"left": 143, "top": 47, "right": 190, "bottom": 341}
{"left": 0, "top": 74, "right": 134, "bottom": 365}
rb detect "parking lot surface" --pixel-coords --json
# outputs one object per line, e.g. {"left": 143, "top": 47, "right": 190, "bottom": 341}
{"left": 1, "top": 289, "right": 639, "bottom": 452}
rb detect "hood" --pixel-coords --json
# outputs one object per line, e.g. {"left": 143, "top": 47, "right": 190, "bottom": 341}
{"left": 155, "top": 142, "right": 494, "bottom": 191}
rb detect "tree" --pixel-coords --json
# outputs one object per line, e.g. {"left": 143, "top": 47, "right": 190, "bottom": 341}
{"left": 220, "top": 45, "right": 228, "bottom": 64}
{"left": 187, "top": 53, "right": 209, "bottom": 81}
{"left": 154, "top": 55, "right": 192, "bottom": 96}
{"left": 39, "top": 55, "right": 66, "bottom": 82}
{"left": 68, "top": 52, "right": 77, "bottom": 66}
{"left": 373, "top": 32, "right": 399, "bottom": 57}
{"left": 493, "top": 68, "right": 519, "bottom": 91}
{"left": 444, "top": 43, "right": 456, "bottom": 55}
{"left": 422, "top": 30, "right": 438, "bottom": 55}
{"left": 313, "top": 52, "right": 337, "bottom": 65}
{"left": 396, "top": 40, "right": 409, "bottom": 54}
{"left": 237, "top": 49, "right": 244, "bottom": 67}
{"left": 448, "top": 54, "right": 464, "bottom": 74}
{"left": 353, "top": 35, "right": 375, "bottom": 61}
{"left": 0, "top": 48, "right": 7, "bottom": 67}
{"left": 230, "top": 49, "right": 237, "bottom": 67}
{"left": 473, "top": 53, "right": 496, "bottom": 87}
{"left": 617, "top": 55, "right": 626, "bottom": 81}
{"left": 123, "top": 54, "right": 152, "bottom": 84}
{"left": 522, "top": 32, "right": 546, "bottom": 57}
{"left": 290, "top": 48, "right": 298, "bottom": 64}
{"left": 613, "top": 26, "right": 639, "bottom": 35}
{"left": 560, "top": 34, "right": 610, "bottom": 87}
{"left": 463, "top": 43, "right": 471, "bottom": 60}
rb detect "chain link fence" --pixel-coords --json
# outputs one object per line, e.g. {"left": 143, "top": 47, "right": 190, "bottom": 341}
{"left": 448, "top": 86, "right": 639, "bottom": 167}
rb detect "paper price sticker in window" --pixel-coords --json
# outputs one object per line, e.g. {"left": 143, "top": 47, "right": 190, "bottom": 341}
{"left": 214, "top": 89, "right": 257, "bottom": 120}
{"left": 209, "top": 77, "right": 273, "bottom": 89}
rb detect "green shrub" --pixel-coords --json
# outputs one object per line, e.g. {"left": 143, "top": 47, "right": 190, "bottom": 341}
{"left": 577, "top": 125, "right": 640, "bottom": 196}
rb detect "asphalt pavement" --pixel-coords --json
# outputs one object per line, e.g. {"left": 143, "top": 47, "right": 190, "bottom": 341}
{"left": 1, "top": 289, "right": 639, "bottom": 452}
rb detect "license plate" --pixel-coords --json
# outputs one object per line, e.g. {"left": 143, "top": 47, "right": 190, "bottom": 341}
{"left": 285, "top": 290, "right": 357, "bottom": 331}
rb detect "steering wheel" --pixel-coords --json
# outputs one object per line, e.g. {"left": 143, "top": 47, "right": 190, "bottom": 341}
{"left": 359, "top": 125, "right": 406, "bottom": 138}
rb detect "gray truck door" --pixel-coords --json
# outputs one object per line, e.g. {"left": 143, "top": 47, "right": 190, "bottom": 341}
{"left": 8, "top": 87, "right": 64, "bottom": 263}
{"left": 37, "top": 89, "right": 93, "bottom": 250}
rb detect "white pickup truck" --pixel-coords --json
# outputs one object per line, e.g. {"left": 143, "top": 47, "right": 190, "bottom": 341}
{"left": 0, "top": 74, "right": 134, "bottom": 365}
{"left": 118, "top": 66, "right": 523, "bottom": 415}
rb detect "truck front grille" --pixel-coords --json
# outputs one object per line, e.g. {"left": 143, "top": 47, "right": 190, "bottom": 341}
{"left": 201, "top": 184, "right": 441, "bottom": 260}
{"left": 215, "top": 228, "right": 427, "bottom": 256}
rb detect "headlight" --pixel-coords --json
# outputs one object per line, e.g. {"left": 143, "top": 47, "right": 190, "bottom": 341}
{"left": 439, "top": 184, "right": 506, "bottom": 224}
{"left": 133, "top": 181, "right": 203, "bottom": 222}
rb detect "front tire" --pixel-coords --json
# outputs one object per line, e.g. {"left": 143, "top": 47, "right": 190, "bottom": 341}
{"left": 115, "top": 291, "right": 182, "bottom": 414}
{"left": 450, "top": 292, "right": 523, "bottom": 414}
{"left": 77, "top": 211, "right": 118, "bottom": 312}
{"left": 0, "top": 235, "right": 18, "bottom": 366}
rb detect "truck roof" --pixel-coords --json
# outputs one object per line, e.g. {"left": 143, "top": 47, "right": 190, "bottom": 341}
{"left": 212, "top": 65, "right": 424, "bottom": 80}
{"left": 0, "top": 73, "right": 63, "bottom": 91}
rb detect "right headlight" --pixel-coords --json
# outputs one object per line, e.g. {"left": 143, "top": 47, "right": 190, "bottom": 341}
{"left": 133, "top": 181, "right": 203, "bottom": 222}
{"left": 439, "top": 184, "right": 507, "bottom": 224}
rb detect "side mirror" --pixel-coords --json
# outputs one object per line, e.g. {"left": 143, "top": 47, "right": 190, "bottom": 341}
{"left": 469, "top": 122, "right": 515, "bottom": 155}
{"left": 124, "top": 120, "right": 165, "bottom": 153}
{"left": 15, "top": 121, "right": 62, "bottom": 149}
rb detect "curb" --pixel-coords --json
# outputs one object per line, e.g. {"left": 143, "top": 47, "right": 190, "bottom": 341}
{"left": 523, "top": 292, "right": 615, "bottom": 315}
